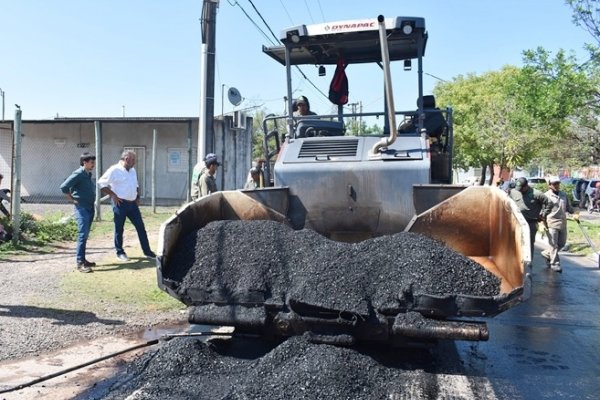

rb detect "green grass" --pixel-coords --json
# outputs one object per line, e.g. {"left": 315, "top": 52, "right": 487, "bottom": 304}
{"left": 0, "top": 212, "right": 78, "bottom": 254}
{"left": 4, "top": 205, "right": 185, "bottom": 313}
{"left": 564, "top": 219, "right": 600, "bottom": 255}
{"left": 528, "top": 183, "right": 600, "bottom": 254}
{"left": 64, "top": 206, "right": 184, "bottom": 312}
{"left": 59, "top": 260, "right": 184, "bottom": 312}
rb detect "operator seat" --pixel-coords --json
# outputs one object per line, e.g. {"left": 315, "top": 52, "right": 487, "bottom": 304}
{"left": 398, "top": 95, "right": 447, "bottom": 138}
{"left": 296, "top": 120, "right": 345, "bottom": 138}
{"left": 422, "top": 95, "right": 447, "bottom": 138}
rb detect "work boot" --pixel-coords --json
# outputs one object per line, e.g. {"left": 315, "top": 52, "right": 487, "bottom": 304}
{"left": 76, "top": 262, "right": 92, "bottom": 273}
{"left": 541, "top": 251, "right": 551, "bottom": 267}
{"left": 550, "top": 263, "right": 562, "bottom": 273}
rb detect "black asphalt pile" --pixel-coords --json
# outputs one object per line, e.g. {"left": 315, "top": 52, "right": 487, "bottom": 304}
{"left": 168, "top": 220, "right": 500, "bottom": 315}
{"left": 227, "top": 334, "right": 422, "bottom": 400}
{"left": 102, "top": 337, "right": 244, "bottom": 399}
{"left": 101, "top": 334, "right": 428, "bottom": 400}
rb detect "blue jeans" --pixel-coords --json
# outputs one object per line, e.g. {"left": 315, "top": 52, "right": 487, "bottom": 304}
{"left": 74, "top": 205, "right": 94, "bottom": 263}
{"left": 112, "top": 200, "right": 152, "bottom": 255}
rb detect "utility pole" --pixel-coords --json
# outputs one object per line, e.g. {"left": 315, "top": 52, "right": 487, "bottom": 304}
{"left": 198, "top": 0, "right": 219, "bottom": 162}
{"left": 359, "top": 101, "right": 363, "bottom": 134}
{"left": 12, "top": 106, "right": 22, "bottom": 245}
{"left": 348, "top": 102, "right": 359, "bottom": 133}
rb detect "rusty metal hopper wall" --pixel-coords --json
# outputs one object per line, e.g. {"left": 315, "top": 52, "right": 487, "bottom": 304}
{"left": 406, "top": 186, "right": 530, "bottom": 294}
{"left": 157, "top": 188, "right": 290, "bottom": 297}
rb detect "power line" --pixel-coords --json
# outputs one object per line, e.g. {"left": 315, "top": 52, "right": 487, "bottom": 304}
{"left": 279, "top": 0, "right": 294, "bottom": 25}
{"left": 229, "top": 0, "right": 328, "bottom": 101}
{"left": 424, "top": 72, "right": 448, "bottom": 83}
{"left": 292, "top": 67, "right": 328, "bottom": 99}
{"left": 228, "top": 1, "right": 277, "bottom": 45}
{"left": 315, "top": 0, "right": 326, "bottom": 22}
{"left": 303, "top": 0, "right": 315, "bottom": 23}
{"left": 247, "top": 0, "right": 281, "bottom": 44}
{"left": 247, "top": 1, "right": 328, "bottom": 99}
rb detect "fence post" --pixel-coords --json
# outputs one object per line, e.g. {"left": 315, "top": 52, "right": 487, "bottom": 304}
{"left": 94, "top": 120, "right": 103, "bottom": 221}
{"left": 152, "top": 128, "right": 157, "bottom": 213}
{"left": 11, "top": 108, "right": 22, "bottom": 245}
{"left": 187, "top": 120, "right": 193, "bottom": 203}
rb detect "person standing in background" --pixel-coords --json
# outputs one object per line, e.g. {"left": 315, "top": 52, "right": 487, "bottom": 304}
{"left": 97, "top": 150, "right": 156, "bottom": 262}
{"left": 199, "top": 153, "right": 220, "bottom": 197}
{"left": 245, "top": 158, "right": 266, "bottom": 188}
{"left": 0, "top": 173, "right": 10, "bottom": 218}
{"left": 59, "top": 152, "right": 97, "bottom": 273}
{"left": 244, "top": 167, "right": 261, "bottom": 190}
{"left": 542, "top": 177, "right": 578, "bottom": 272}
{"left": 190, "top": 160, "right": 206, "bottom": 201}
{"left": 509, "top": 177, "right": 550, "bottom": 264}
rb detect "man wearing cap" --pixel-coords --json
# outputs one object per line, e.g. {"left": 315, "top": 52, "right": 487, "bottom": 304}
{"left": 60, "top": 152, "right": 97, "bottom": 272}
{"left": 294, "top": 96, "right": 317, "bottom": 116}
{"left": 509, "top": 177, "right": 551, "bottom": 263}
{"left": 541, "top": 178, "right": 578, "bottom": 272}
{"left": 199, "top": 153, "right": 220, "bottom": 197}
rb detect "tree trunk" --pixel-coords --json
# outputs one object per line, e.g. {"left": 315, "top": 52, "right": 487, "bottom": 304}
{"left": 479, "top": 165, "right": 487, "bottom": 186}
{"left": 488, "top": 162, "right": 495, "bottom": 186}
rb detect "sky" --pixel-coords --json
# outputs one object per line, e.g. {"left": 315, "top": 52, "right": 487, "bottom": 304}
{"left": 0, "top": 0, "right": 593, "bottom": 120}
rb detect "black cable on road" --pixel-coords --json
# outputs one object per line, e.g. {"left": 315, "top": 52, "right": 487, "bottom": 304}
{"left": 0, "top": 339, "right": 158, "bottom": 395}
{"left": 0, "top": 332, "right": 234, "bottom": 395}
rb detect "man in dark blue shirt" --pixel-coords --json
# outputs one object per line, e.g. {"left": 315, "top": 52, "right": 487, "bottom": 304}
{"left": 60, "top": 152, "right": 97, "bottom": 273}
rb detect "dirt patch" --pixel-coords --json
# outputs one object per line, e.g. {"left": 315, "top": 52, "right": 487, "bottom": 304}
{"left": 0, "top": 205, "right": 187, "bottom": 366}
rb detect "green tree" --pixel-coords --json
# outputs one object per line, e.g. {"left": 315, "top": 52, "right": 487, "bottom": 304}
{"left": 250, "top": 109, "right": 287, "bottom": 161}
{"left": 518, "top": 47, "right": 600, "bottom": 169}
{"left": 435, "top": 67, "right": 534, "bottom": 184}
{"left": 434, "top": 45, "right": 600, "bottom": 182}
{"left": 567, "top": 0, "right": 600, "bottom": 46}
{"left": 251, "top": 109, "right": 266, "bottom": 161}
{"left": 345, "top": 120, "right": 383, "bottom": 135}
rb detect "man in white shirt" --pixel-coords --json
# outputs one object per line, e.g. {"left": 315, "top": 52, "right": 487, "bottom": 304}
{"left": 97, "top": 150, "right": 155, "bottom": 261}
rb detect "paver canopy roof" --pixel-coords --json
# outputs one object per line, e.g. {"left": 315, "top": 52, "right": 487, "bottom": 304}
{"left": 263, "top": 16, "right": 427, "bottom": 66}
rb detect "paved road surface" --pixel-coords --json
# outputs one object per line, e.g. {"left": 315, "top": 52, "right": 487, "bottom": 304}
{"left": 449, "top": 239, "right": 600, "bottom": 399}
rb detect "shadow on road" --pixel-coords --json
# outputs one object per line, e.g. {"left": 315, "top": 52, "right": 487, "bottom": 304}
{"left": 0, "top": 304, "right": 125, "bottom": 326}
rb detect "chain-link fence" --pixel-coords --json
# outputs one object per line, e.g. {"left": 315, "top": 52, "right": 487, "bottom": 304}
{"left": 0, "top": 116, "right": 253, "bottom": 218}
{"left": 1, "top": 119, "right": 193, "bottom": 206}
